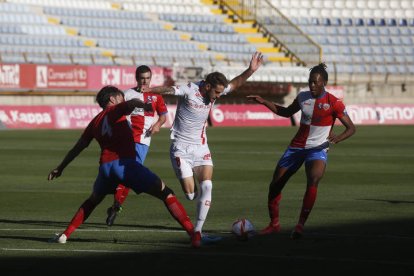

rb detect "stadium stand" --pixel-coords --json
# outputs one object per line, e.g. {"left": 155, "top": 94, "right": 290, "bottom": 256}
{"left": 0, "top": 0, "right": 308, "bottom": 84}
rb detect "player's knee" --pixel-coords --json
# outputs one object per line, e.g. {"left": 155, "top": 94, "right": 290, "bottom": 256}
{"left": 200, "top": 180, "right": 213, "bottom": 195}
{"left": 161, "top": 186, "right": 174, "bottom": 200}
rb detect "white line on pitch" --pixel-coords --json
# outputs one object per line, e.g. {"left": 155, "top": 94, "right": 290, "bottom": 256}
{"left": 0, "top": 228, "right": 412, "bottom": 240}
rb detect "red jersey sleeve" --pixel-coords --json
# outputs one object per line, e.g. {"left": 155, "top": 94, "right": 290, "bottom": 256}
{"left": 332, "top": 99, "right": 346, "bottom": 119}
{"left": 155, "top": 94, "right": 168, "bottom": 115}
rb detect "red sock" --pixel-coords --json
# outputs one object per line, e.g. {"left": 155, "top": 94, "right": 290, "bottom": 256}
{"left": 63, "top": 199, "right": 96, "bottom": 238}
{"left": 268, "top": 193, "right": 282, "bottom": 227}
{"left": 114, "top": 184, "right": 130, "bottom": 205}
{"left": 164, "top": 195, "right": 194, "bottom": 236}
{"left": 298, "top": 186, "right": 318, "bottom": 226}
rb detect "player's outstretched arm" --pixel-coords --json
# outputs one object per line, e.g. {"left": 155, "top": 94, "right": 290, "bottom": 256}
{"left": 228, "top": 52, "right": 264, "bottom": 92}
{"left": 246, "top": 95, "right": 300, "bottom": 118}
{"left": 126, "top": 98, "right": 153, "bottom": 112}
{"left": 141, "top": 86, "right": 175, "bottom": 95}
{"left": 246, "top": 95, "right": 278, "bottom": 114}
{"left": 47, "top": 138, "right": 90, "bottom": 181}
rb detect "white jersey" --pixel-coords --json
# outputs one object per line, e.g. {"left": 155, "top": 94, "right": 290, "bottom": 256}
{"left": 171, "top": 81, "right": 231, "bottom": 145}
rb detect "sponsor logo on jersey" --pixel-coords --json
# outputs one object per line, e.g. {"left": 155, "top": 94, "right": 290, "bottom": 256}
{"left": 188, "top": 101, "right": 211, "bottom": 109}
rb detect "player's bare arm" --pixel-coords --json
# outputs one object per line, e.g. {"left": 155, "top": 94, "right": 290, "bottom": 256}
{"left": 147, "top": 114, "right": 167, "bottom": 136}
{"left": 47, "top": 138, "right": 91, "bottom": 180}
{"left": 247, "top": 95, "right": 300, "bottom": 118}
{"left": 328, "top": 115, "right": 356, "bottom": 144}
{"left": 142, "top": 86, "right": 175, "bottom": 95}
{"left": 247, "top": 95, "right": 279, "bottom": 114}
{"left": 126, "top": 98, "right": 153, "bottom": 112}
{"left": 229, "top": 52, "right": 264, "bottom": 91}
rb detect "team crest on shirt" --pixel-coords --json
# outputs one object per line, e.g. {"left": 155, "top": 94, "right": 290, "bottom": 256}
{"left": 318, "top": 103, "right": 330, "bottom": 110}
{"left": 146, "top": 95, "right": 157, "bottom": 103}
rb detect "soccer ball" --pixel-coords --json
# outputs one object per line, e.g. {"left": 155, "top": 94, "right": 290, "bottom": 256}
{"left": 231, "top": 218, "right": 255, "bottom": 241}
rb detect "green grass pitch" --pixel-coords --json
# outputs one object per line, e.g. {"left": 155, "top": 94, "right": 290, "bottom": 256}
{"left": 0, "top": 126, "right": 413, "bottom": 275}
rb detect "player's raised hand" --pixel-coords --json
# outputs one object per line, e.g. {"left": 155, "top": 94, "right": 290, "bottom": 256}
{"left": 249, "top": 52, "right": 264, "bottom": 72}
{"left": 48, "top": 168, "right": 62, "bottom": 181}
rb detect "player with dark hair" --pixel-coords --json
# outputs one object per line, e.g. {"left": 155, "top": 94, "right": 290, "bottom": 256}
{"left": 247, "top": 63, "right": 356, "bottom": 239}
{"left": 143, "top": 52, "right": 264, "bottom": 243}
{"left": 106, "top": 65, "right": 168, "bottom": 226}
{"left": 48, "top": 85, "right": 201, "bottom": 248}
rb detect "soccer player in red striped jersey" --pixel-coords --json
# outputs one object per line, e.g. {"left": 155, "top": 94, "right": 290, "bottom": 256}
{"left": 106, "top": 65, "right": 168, "bottom": 227}
{"left": 48, "top": 85, "right": 201, "bottom": 248}
{"left": 247, "top": 63, "right": 356, "bottom": 239}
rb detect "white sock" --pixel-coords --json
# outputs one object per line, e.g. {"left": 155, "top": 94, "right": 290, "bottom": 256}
{"left": 194, "top": 180, "right": 212, "bottom": 233}
{"left": 185, "top": 192, "right": 197, "bottom": 200}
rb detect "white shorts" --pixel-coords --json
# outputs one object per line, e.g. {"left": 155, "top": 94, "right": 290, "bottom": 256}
{"left": 170, "top": 141, "right": 213, "bottom": 179}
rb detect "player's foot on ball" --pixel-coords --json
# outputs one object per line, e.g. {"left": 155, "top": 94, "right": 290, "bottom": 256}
{"left": 191, "top": 231, "right": 201, "bottom": 248}
{"left": 290, "top": 224, "right": 304, "bottom": 240}
{"left": 259, "top": 223, "right": 280, "bottom": 235}
{"left": 49, "top": 233, "right": 67, "bottom": 244}
{"left": 106, "top": 203, "right": 122, "bottom": 226}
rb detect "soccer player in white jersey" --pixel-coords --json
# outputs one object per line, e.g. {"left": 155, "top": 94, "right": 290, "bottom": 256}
{"left": 143, "top": 52, "right": 264, "bottom": 242}
{"left": 106, "top": 65, "right": 168, "bottom": 226}
{"left": 247, "top": 63, "right": 356, "bottom": 239}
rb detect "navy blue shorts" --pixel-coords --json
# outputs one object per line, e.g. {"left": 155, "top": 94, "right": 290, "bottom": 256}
{"left": 93, "top": 158, "right": 159, "bottom": 195}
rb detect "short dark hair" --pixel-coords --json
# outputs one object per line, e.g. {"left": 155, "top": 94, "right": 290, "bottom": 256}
{"left": 96, "top": 85, "right": 124, "bottom": 108}
{"left": 205, "top": 72, "right": 229, "bottom": 88}
{"left": 135, "top": 65, "right": 152, "bottom": 81}
{"left": 309, "top": 63, "right": 328, "bottom": 82}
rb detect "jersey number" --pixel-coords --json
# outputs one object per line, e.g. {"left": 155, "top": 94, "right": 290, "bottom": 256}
{"left": 101, "top": 116, "right": 112, "bottom": 137}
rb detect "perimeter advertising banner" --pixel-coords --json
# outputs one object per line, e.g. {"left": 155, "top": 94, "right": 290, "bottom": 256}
{"left": 0, "top": 105, "right": 101, "bottom": 129}
{"left": 0, "top": 105, "right": 175, "bottom": 129}
{"left": 0, "top": 64, "right": 172, "bottom": 90}
{"left": 1, "top": 104, "right": 414, "bottom": 129}
{"left": 210, "top": 104, "right": 292, "bottom": 126}
{"left": 0, "top": 64, "right": 20, "bottom": 89}
{"left": 88, "top": 66, "right": 172, "bottom": 90}
{"left": 346, "top": 104, "right": 414, "bottom": 125}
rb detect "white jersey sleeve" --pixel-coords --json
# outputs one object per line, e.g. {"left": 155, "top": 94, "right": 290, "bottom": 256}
{"left": 172, "top": 82, "right": 192, "bottom": 97}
